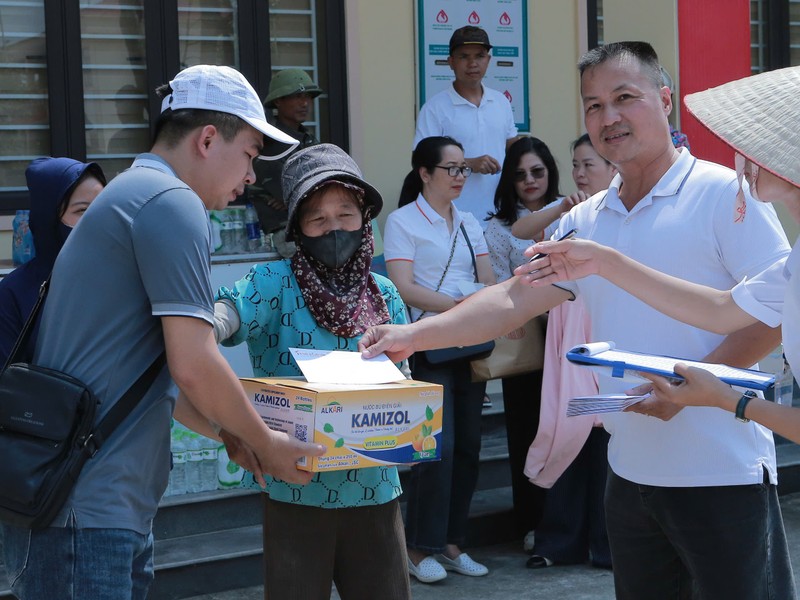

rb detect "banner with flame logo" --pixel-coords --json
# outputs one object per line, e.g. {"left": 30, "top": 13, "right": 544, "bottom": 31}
{"left": 417, "top": 0, "right": 529, "bottom": 131}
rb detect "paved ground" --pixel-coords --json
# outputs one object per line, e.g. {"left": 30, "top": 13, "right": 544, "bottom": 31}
{"left": 187, "top": 492, "right": 800, "bottom": 600}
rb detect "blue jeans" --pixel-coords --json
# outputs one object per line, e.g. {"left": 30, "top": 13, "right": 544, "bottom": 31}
{"left": 605, "top": 469, "right": 795, "bottom": 600}
{"left": 404, "top": 353, "right": 485, "bottom": 552}
{"left": 2, "top": 519, "right": 154, "bottom": 600}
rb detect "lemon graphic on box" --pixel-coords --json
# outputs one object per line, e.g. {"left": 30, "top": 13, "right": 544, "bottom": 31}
{"left": 411, "top": 405, "right": 437, "bottom": 455}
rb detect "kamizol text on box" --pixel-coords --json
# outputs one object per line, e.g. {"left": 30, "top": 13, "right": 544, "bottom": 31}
{"left": 242, "top": 377, "right": 443, "bottom": 471}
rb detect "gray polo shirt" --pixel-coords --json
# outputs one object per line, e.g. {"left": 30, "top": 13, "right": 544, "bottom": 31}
{"left": 35, "top": 154, "right": 214, "bottom": 534}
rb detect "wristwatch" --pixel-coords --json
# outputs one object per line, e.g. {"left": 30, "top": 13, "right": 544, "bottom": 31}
{"left": 735, "top": 390, "right": 757, "bottom": 423}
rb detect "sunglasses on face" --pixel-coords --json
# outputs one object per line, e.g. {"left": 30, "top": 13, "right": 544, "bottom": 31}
{"left": 514, "top": 167, "right": 547, "bottom": 182}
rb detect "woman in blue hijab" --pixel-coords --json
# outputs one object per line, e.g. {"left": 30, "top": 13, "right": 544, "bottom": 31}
{"left": 0, "top": 157, "right": 105, "bottom": 365}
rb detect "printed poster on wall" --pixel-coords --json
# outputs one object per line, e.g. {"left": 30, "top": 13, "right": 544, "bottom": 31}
{"left": 417, "top": 0, "right": 529, "bottom": 131}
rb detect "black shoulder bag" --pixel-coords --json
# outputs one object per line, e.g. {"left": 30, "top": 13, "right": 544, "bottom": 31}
{"left": 0, "top": 277, "right": 165, "bottom": 529}
{"left": 420, "top": 223, "right": 495, "bottom": 367}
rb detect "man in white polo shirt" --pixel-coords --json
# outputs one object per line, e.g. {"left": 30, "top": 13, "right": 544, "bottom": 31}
{"left": 414, "top": 26, "right": 518, "bottom": 225}
{"left": 362, "top": 42, "right": 794, "bottom": 599}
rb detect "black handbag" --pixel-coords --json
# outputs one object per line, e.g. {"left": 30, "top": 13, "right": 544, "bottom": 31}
{"left": 423, "top": 341, "right": 496, "bottom": 366}
{"left": 0, "top": 277, "right": 165, "bottom": 529}
{"left": 418, "top": 223, "right": 495, "bottom": 367}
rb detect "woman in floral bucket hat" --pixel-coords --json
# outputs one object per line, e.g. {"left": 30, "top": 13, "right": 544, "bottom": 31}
{"left": 521, "top": 65, "right": 800, "bottom": 445}
{"left": 213, "top": 143, "right": 412, "bottom": 599}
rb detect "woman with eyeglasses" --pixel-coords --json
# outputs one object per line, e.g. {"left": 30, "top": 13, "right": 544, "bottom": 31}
{"left": 384, "top": 135, "right": 495, "bottom": 584}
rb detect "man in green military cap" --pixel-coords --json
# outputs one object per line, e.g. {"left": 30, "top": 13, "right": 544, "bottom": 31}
{"left": 249, "top": 68, "right": 322, "bottom": 256}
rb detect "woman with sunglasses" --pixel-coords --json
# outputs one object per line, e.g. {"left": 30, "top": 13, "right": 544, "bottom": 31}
{"left": 384, "top": 135, "right": 495, "bottom": 584}
{"left": 504, "top": 138, "right": 583, "bottom": 242}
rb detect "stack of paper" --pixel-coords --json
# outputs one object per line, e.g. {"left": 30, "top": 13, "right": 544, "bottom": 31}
{"left": 567, "top": 393, "right": 650, "bottom": 417}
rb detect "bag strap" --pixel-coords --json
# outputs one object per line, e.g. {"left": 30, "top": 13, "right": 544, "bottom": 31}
{"left": 459, "top": 222, "right": 479, "bottom": 283}
{"left": 415, "top": 227, "right": 461, "bottom": 322}
{"left": 3, "top": 275, "right": 50, "bottom": 372}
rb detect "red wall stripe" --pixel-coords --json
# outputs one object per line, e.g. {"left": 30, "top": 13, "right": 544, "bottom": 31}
{"left": 677, "top": 0, "right": 751, "bottom": 168}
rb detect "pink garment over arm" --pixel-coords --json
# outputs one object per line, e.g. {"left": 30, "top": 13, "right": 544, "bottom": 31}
{"left": 524, "top": 297, "right": 600, "bottom": 488}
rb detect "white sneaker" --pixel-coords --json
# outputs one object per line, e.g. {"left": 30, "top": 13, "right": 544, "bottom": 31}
{"left": 434, "top": 552, "right": 489, "bottom": 577}
{"left": 408, "top": 556, "right": 447, "bottom": 583}
{"left": 523, "top": 530, "right": 536, "bottom": 553}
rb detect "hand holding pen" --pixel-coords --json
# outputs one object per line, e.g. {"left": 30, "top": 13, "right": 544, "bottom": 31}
{"left": 528, "top": 228, "right": 578, "bottom": 263}
{"left": 513, "top": 228, "right": 612, "bottom": 286}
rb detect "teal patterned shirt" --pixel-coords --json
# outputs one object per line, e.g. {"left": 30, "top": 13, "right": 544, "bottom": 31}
{"left": 216, "top": 259, "right": 406, "bottom": 508}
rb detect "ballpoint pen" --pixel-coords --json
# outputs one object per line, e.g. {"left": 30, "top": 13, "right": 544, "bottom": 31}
{"left": 528, "top": 227, "right": 578, "bottom": 263}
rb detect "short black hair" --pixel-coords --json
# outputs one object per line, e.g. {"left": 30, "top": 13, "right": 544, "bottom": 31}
{"left": 578, "top": 41, "right": 663, "bottom": 89}
{"left": 153, "top": 82, "right": 249, "bottom": 147}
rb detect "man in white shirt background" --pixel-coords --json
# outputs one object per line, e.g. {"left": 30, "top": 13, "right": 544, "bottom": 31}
{"left": 414, "top": 25, "right": 518, "bottom": 226}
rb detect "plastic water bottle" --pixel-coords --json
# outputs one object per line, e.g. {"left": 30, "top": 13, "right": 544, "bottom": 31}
{"left": 779, "top": 354, "right": 795, "bottom": 406}
{"left": 218, "top": 208, "right": 244, "bottom": 254}
{"left": 200, "top": 436, "right": 219, "bottom": 492}
{"left": 217, "top": 444, "right": 246, "bottom": 490}
{"left": 245, "top": 203, "right": 262, "bottom": 253}
{"left": 169, "top": 434, "right": 187, "bottom": 496}
{"left": 12, "top": 210, "right": 35, "bottom": 266}
{"left": 209, "top": 211, "right": 224, "bottom": 254}
{"left": 260, "top": 231, "right": 273, "bottom": 253}
{"left": 229, "top": 207, "right": 246, "bottom": 253}
{"left": 185, "top": 433, "right": 204, "bottom": 493}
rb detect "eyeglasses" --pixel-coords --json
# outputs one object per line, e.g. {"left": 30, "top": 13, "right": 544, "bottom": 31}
{"left": 514, "top": 167, "right": 547, "bottom": 182}
{"left": 434, "top": 165, "right": 472, "bottom": 178}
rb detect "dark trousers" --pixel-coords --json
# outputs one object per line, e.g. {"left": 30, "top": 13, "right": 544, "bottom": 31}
{"left": 501, "top": 370, "right": 547, "bottom": 534}
{"left": 605, "top": 469, "right": 796, "bottom": 600}
{"left": 405, "top": 353, "right": 485, "bottom": 552}
{"left": 262, "top": 496, "right": 410, "bottom": 600}
{"left": 533, "top": 427, "right": 610, "bottom": 566}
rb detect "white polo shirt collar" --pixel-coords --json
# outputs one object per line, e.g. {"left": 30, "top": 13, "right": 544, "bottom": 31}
{"left": 601, "top": 148, "right": 697, "bottom": 216}
{"left": 444, "top": 82, "right": 492, "bottom": 108}
{"left": 413, "top": 193, "right": 465, "bottom": 232}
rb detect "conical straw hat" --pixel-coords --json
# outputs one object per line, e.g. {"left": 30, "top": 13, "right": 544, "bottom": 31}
{"left": 684, "top": 65, "right": 800, "bottom": 188}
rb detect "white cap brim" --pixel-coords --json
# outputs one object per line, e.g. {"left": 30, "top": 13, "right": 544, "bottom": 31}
{"left": 241, "top": 114, "right": 300, "bottom": 160}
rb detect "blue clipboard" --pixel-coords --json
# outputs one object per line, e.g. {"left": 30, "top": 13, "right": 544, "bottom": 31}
{"left": 566, "top": 342, "right": 776, "bottom": 391}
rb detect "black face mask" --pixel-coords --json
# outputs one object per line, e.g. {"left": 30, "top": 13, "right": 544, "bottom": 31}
{"left": 298, "top": 228, "right": 363, "bottom": 270}
{"left": 58, "top": 222, "right": 73, "bottom": 246}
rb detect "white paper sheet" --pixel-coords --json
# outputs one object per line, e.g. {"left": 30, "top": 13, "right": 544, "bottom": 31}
{"left": 289, "top": 348, "right": 405, "bottom": 384}
{"left": 566, "top": 393, "right": 649, "bottom": 417}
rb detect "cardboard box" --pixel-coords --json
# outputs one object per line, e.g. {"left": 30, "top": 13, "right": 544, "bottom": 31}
{"left": 241, "top": 377, "right": 443, "bottom": 471}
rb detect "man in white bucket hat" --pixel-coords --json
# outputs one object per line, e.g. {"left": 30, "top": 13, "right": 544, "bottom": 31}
{"left": 0, "top": 64, "right": 324, "bottom": 599}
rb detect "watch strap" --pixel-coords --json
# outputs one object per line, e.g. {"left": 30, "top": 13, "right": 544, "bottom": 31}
{"left": 735, "top": 391, "right": 756, "bottom": 423}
